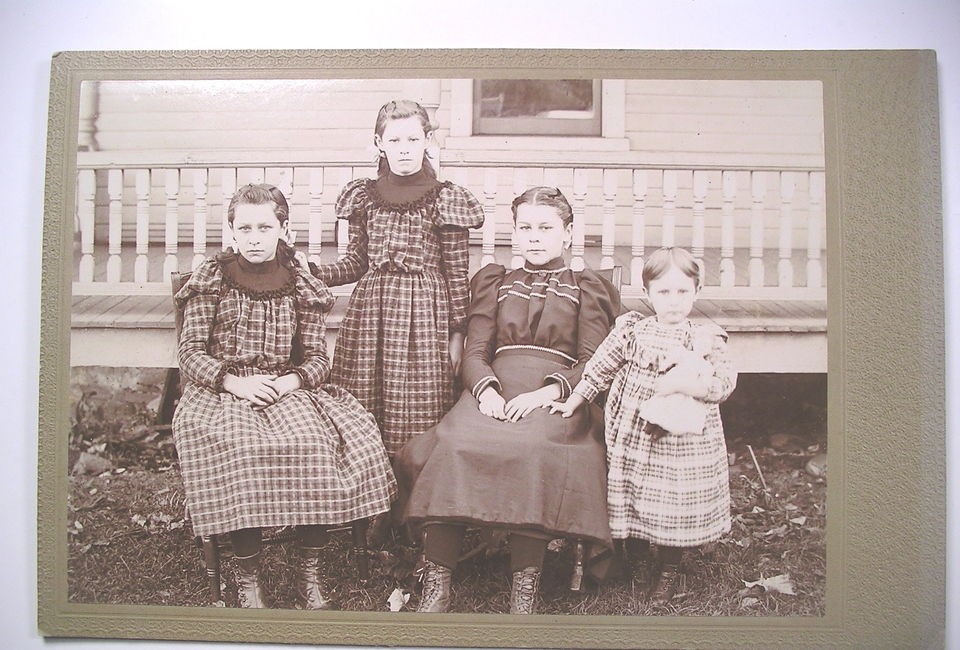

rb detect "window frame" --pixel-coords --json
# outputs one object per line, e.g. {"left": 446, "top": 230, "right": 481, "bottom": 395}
{"left": 471, "top": 79, "right": 603, "bottom": 137}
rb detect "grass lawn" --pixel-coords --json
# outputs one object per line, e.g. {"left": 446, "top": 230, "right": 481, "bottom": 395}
{"left": 66, "top": 369, "right": 826, "bottom": 616}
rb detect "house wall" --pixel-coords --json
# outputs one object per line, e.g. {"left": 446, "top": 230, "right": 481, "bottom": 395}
{"left": 80, "top": 78, "right": 825, "bottom": 255}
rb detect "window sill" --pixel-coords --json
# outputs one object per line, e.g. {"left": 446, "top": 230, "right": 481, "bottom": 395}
{"left": 443, "top": 136, "right": 630, "bottom": 152}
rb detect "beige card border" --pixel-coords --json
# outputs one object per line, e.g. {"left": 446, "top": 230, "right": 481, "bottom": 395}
{"left": 38, "top": 49, "right": 944, "bottom": 648}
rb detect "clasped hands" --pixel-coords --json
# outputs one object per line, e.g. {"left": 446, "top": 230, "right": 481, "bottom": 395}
{"left": 223, "top": 372, "right": 302, "bottom": 409}
{"left": 477, "top": 384, "right": 561, "bottom": 422}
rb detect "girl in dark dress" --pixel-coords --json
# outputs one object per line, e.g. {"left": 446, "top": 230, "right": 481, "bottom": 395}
{"left": 394, "top": 187, "right": 620, "bottom": 614}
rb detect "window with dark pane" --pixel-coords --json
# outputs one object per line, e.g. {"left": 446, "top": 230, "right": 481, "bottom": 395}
{"left": 473, "top": 80, "right": 602, "bottom": 136}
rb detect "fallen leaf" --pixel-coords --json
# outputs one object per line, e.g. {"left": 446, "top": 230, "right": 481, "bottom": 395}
{"left": 762, "top": 525, "right": 788, "bottom": 537}
{"left": 751, "top": 506, "right": 766, "bottom": 514}
{"left": 742, "top": 574, "right": 796, "bottom": 596}
{"left": 131, "top": 514, "right": 147, "bottom": 527}
{"left": 789, "top": 516, "right": 808, "bottom": 526}
{"left": 783, "top": 503, "right": 798, "bottom": 511}
{"left": 387, "top": 588, "right": 410, "bottom": 612}
{"left": 740, "top": 597, "right": 760, "bottom": 607}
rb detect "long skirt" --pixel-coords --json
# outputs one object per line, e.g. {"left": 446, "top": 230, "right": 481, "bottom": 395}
{"left": 395, "top": 351, "right": 612, "bottom": 553}
{"left": 173, "top": 382, "right": 397, "bottom": 537}
{"left": 331, "top": 268, "right": 453, "bottom": 457}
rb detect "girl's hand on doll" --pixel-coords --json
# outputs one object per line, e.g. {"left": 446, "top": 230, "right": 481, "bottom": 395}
{"left": 223, "top": 374, "right": 280, "bottom": 408}
{"left": 548, "top": 393, "right": 586, "bottom": 418}
{"left": 656, "top": 367, "right": 709, "bottom": 399}
{"left": 503, "top": 385, "right": 562, "bottom": 422}
{"left": 477, "top": 386, "right": 507, "bottom": 420}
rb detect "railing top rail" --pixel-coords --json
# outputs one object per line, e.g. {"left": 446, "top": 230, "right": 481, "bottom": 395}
{"left": 75, "top": 150, "right": 825, "bottom": 174}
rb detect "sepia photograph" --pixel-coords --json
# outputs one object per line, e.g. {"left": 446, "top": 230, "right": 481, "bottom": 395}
{"left": 34, "top": 47, "right": 944, "bottom": 649}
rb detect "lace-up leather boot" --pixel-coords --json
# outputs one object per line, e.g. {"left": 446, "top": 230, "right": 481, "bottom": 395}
{"left": 416, "top": 560, "right": 453, "bottom": 613}
{"left": 509, "top": 566, "right": 542, "bottom": 614}
{"left": 295, "top": 546, "right": 334, "bottom": 610}
{"left": 234, "top": 553, "right": 267, "bottom": 608}
{"left": 648, "top": 564, "right": 681, "bottom": 606}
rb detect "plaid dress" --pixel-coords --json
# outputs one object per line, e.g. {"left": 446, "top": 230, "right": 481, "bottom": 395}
{"left": 171, "top": 256, "right": 397, "bottom": 537}
{"left": 314, "top": 178, "right": 484, "bottom": 456}
{"left": 396, "top": 260, "right": 621, "bottom": 554}
{"left": 574, "top": 314, "right": 737, "bottom": 546}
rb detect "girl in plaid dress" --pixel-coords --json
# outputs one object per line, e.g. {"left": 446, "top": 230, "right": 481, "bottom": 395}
{"left": 309, "top": 100, "right": 484, "bottom": 457}
{"left": 172, "top": 184, "right": 396, "bottom": 610}
{"left": 552, "top": 247, "right": 737, "bottom": 607}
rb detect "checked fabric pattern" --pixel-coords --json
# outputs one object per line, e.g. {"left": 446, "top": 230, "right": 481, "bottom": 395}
{"left": 574, "top": 314, "right": 737, "bottom": 546}
{"left": 314, "top": 179, "right": 484, "bottom": 456}
{"left": 172, "top": 258, "right": 396, "bottom": 537}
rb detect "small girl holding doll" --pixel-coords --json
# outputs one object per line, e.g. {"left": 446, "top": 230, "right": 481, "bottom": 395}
{"left": 309, "top": 99, "right": 484, "bottom": 457}
{"left": 551, "top": 247, "right": 737, "bottom": 607}
{"left": 173, "top": 184, "right": 396, "bottom": 610}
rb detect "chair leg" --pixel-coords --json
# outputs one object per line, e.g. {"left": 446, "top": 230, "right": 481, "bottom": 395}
{"left": 202, "top": 534, "right": 221, "bottom": 602}
{"left": 569, "top": 539, "right": 586, "bottom": 592}
{"left": 351, "top": 519, "right": 370, "bottom": 582}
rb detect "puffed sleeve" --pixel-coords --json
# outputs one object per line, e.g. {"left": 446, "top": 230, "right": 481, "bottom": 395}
{"left": 436, "top": 183, "right": 484, "bottom": 333}
{"left": 545, "top": 269, "right": 620, "bottom": 398}
{"left": 695, "top": 322, "right": 738, "bottom": 404}
{"left": 572, "top": 311, "right": 645, "bottom": 403}
{"left": 312, "top": 178, "right": 370, "bottom": 286}
{"left": 175, "top": 258, "right": 228, "bottom": 390}
{"left": 461, "top": 263, "right": 506, "bottom": 399}
{"left": 289, "top": 270, "right": 337, "bottom": 390}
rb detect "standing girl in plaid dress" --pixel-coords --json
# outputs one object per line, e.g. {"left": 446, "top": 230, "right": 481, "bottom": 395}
{"left": 173, "top": 184, "right": 396, "bottom": 610}
{"left": 309, "top": 99, "right": 484, "bottom": 457}
{"left": 551, "top": 247, "right": 737, "bottom": 607}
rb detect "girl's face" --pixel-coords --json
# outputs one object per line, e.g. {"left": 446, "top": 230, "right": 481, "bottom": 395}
{"left": 231, "top": 202, "right": 286, "bottom": 264}
{"left": 375, "top": 116, "right": 429, "bottom": 176}
{"left": 514, "top": 203, "right": 572, "bottom": 266}
{"left": 645, "top": 264, "right": 699, "bottom": 325}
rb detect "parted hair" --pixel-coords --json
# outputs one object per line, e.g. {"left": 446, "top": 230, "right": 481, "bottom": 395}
{"left": 510, "top": 186, "right": 574, "bottom": 227}
{"left": 641, "top": 246, "right": 703, "bottom": 291}
{"left": 374, "top": 99, "right": 438, "bottom": 179}
{"left": 226, "top": 183, "right": 295, "bottom": 266}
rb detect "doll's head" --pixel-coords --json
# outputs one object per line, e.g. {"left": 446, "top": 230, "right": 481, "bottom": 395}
{"left": 373, "top": 99, "right": 437, "bottom": 179}
{"left": 641, "top": 247, "right": 702, "bottom": 325}
{"left": 226, "top": 183, "right": 294, "bottom": 265}
{"left": 510, "top": 187, "right": 574, "bottom": 267}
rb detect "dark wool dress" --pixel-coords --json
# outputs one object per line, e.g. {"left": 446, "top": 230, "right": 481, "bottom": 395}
{"left": 172, "top": 253, "right": 397, "bottom": 537}
{"left": 313, "top": 170, "right": 484, "bottom": 456}
{"left": 395, "top": 259, "right": 620, "bottom": 551}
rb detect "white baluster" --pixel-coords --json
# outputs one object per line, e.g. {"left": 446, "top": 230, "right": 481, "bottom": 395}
{"left": 336, "top": 168, "right": 354, "bottom": 260}
{"left": 749, "top": 171, "right": 766, "bottom": 287}
{"left": 275, "top": 168, "right": 294, "bottom": 199}
{"left": 77, "top": 169, "right": 96, "bottom": 282}
{"left": 720, "top": 171, "right": 737, "bottom": 288}
{"left": 692, "top": 170, "right": 707, "bottom": 273}
{"left": 510, "top": 168, "right": 527, "bottom": 269}
{"left": 661, "top": 170, "right": 677, "bottom": 248}
{"left": 106, "top": 169, "right": 123, "bottom": 283}
{"left": 807, "top": 171, "right": 825, "bottom": 288}
{"left": 778, "top": 171, "right": 796, "bottom": 288}
{"left": 308, "top": 167, "right": 324, "bottom": 266}
{"left": 134, "top": 169, "right": 150, "bottom": 283}
{"left": 630, "top": 169, "right": 648, "bottom": 286}
{"left": 601, "top": 169, "right": 617, "bottom": 269}
{"left": 163, "top": 169, "right": 180, "bottom": 278}
{"left": 221, "top": 168, "right": 236, "bottom": 250}
{"left": 570, "top": 169, "right": 588, "bottom": 271}
{"left": 192, "top": 169, "right": 208, "bottom": 270}
{"left": 482, "top": 168, "right": 498, "bottom": 267}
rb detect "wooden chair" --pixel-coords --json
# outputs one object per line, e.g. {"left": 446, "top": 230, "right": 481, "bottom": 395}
{"left": 164, "top": 271, "right": 370, "bottom": 602}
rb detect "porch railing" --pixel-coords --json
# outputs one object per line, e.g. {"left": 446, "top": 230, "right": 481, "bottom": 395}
{"left": 73, "top": 154, "right": 826, "bottom": 301}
